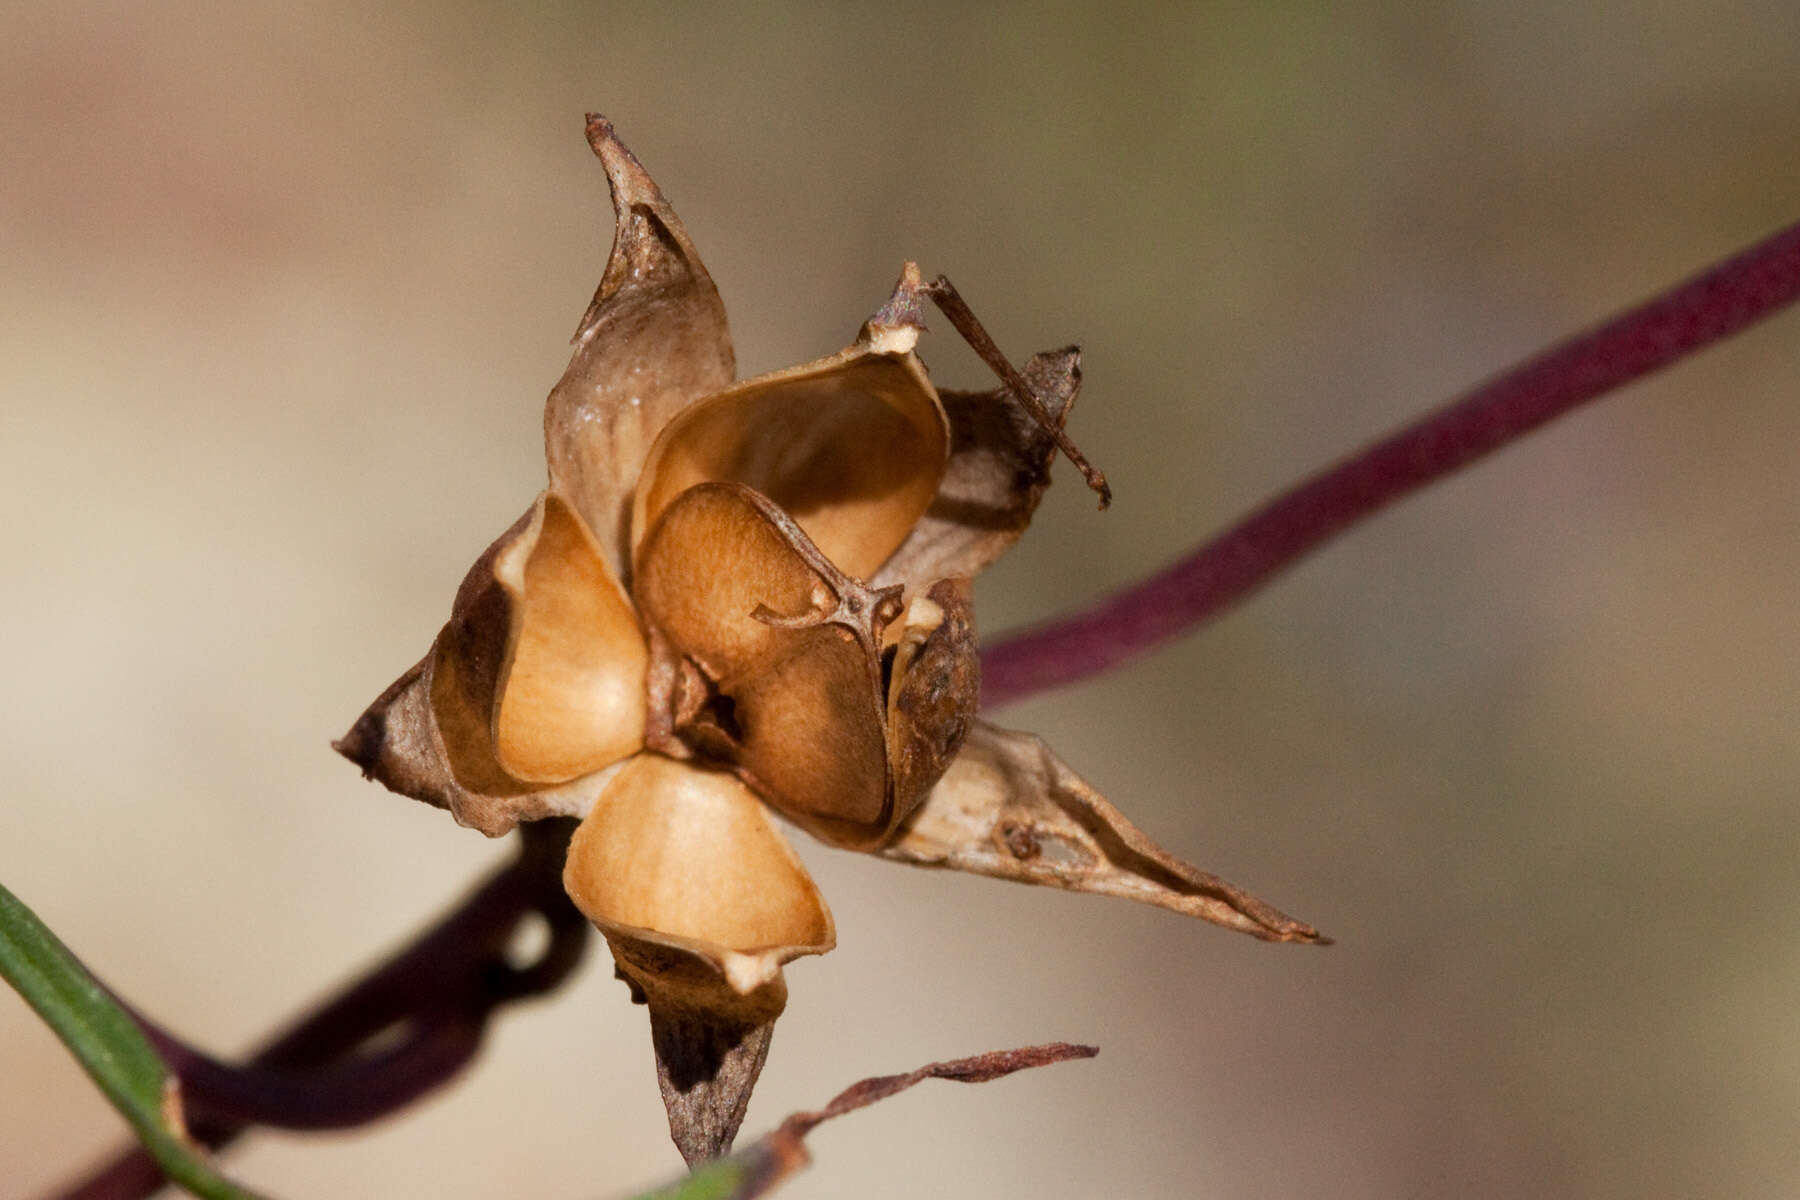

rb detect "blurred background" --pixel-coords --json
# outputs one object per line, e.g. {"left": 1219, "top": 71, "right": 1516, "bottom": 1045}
{"left": 4, "top": 3, "right": 1798, "bottom": 1197}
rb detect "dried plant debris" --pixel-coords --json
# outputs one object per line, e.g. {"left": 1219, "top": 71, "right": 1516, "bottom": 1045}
{"left": 338, "top": 113, "right": 1319, "bottom": 1163}
{"left": 633, "top": 1043, "right": 1098, "bottom": 1199}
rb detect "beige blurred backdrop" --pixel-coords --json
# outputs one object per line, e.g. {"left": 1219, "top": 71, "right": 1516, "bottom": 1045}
{"left": 4, "top": 4, "right": 1799, "bottom": 1198}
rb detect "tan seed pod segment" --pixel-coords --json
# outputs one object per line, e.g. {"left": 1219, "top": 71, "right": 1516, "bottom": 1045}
{"left": 488, "top": 491, "right": 647, "bottom": 783}
{"left": 631, "top": 315, "right": 950, "bottom": 582}
{"left": 562, "top": 753, "right": 834, "bottom": 1165}
{"left": 340, "top": 491, "right": 647, "bottom": 837}
{"left": 634, "top": 482, "right": 980, "bottom": 850}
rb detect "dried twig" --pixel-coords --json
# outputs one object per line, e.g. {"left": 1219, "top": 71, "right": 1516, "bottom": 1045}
{"left": 924, "top": 275, "right": 1112, "bottom": 508}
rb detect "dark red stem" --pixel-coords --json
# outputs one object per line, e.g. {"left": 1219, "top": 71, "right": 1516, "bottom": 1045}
{"left": 980, "top": 218, "right": 1800, "bottom": 706}
{"left": 47, "top": 821, "right": 588, "bottom": 1200}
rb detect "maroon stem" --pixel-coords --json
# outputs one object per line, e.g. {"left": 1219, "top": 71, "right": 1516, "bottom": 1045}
{"left": 980, "top": 218, "right": 1800, "bottom": 707}
{"left": 47, "top": 821, "right": 588, "bottom": 1200}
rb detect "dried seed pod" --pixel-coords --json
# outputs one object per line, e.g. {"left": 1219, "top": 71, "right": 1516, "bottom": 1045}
{"left": 631, "top": 313, "right": 949, "bottom": 582}
{"left": 562, "top": 754, "right": 834, "bottom": 1163}
{"left": 336, "top": 491, "right": 645, "bottom": 834}
{"left": 882, "top": 721, "right": 1326, "bottom": 943}
{"left": 340, "top": 116, "right": 1326, "bottom": 1176}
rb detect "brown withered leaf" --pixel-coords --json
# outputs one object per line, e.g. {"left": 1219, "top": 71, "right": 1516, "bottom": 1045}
{"left": 335, "top": 492, "right": 642, "bottom": 836}
{"left": 640, "top": 1043, "right": 1097, "bottom": 1198}
{"left": 880, "top": 721, "right": 1326, "bottom": 943}
{"left": 544, "top": 115, "right": 735, "bottom": 581}
{"left": 872, "top": 347, "right": 1081, "bottom": 591}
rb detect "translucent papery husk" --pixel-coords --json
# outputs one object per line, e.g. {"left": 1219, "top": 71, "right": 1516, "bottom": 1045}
{"left": 634, "top": 483, "right": 980, "bottom": 850}
{"left": 544, "top": 115, "right": 735, "bottom": 583}
{"left": 881, "top": 720, "right": 1327, "bottom": 943}
{"left": 335, "top": 491, "right": 646, "bottom": 835}
{"left": 631, "top": 311, "right": 950, "bottom": 583}
{"left": 562, "top": 754, "right": 835, "bottom": 1164}
{"left": 872, "top": 346, "right": 1083, "bottom": 592}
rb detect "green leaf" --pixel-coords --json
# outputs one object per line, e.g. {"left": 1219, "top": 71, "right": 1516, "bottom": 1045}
{"left": 630, "top": 1157, "right": 754, "bottom": 1200}
{"left": 0, "top": 879, "right": 270, "bottom": 1200}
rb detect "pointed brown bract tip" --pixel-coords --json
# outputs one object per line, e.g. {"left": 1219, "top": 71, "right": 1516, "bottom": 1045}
{"left": 582, "top": 110, "right": 655, "bottom": 204}
{"left": 602, "top": 932, "right": 796, "bottom": 1167}
{"left": 330, "top": 718, "right": 378, "bottom": 775}
{"left": 650, "top": 1002, "right": 780, "bottom": 1167}
{"left": 333, "top": 656, "right": 421, "bottom": 777}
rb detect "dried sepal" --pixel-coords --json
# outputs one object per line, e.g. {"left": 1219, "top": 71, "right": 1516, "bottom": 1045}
{"left": 631, "top": 328, "right": 949, "bottom": 582}
{"left": 562, "top": 754, "right": 834, "bottom": 1165}
{"left": 335, "top": 492, "right": 643, "bottom": 835}
{"left": 544, "top": 115, "right": 735, "bottom": 581}
{"left": 872, "top": 347, "right": 1081, "bottom": 591}
{"left": 881, "top": 721, "right": 1326, "bottom": 943}
{"left": 646, "top": 979, "right": 782, "bottom": 1169}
